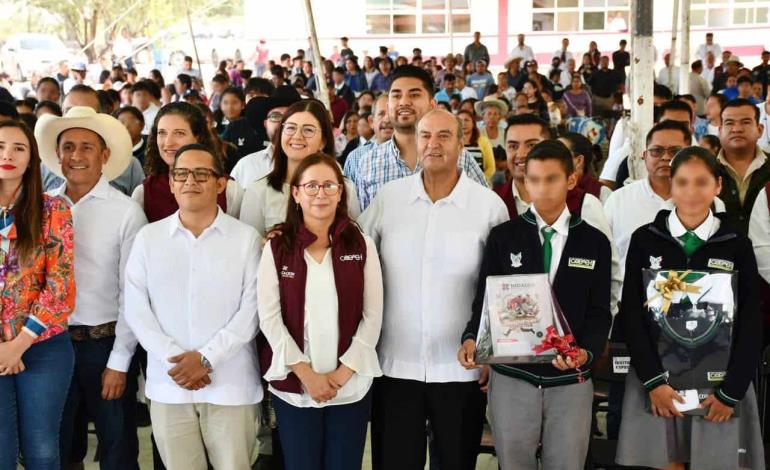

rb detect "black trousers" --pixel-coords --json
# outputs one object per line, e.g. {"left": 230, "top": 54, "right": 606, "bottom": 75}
{"left": 371, "top": 376, "right": 485, "bottom": 470}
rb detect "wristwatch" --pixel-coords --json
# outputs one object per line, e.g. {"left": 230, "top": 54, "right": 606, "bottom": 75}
{"left": 200, "top": 354, "right": 213, "bottom": 372}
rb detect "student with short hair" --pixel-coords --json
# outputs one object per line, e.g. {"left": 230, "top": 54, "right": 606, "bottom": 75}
{"left": 459, "top": 139, "right": 612, "bottom": 470}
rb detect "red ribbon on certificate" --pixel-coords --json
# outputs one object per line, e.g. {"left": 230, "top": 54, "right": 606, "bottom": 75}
{"left": 532, "top": 326, "right": 585, "bottom": 382}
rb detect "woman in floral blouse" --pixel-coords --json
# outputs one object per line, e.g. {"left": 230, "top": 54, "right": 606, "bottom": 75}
{"left": 0, "top": 120, "right": 75, "bottom": 469}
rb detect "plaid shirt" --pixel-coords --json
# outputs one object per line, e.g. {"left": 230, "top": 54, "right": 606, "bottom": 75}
{"left": 353, "top": 138, "right": 488, "bottom": 210}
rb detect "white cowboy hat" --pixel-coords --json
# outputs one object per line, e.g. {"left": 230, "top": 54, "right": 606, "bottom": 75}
{"left": 474, "top": 95, "right": 510, "bottom": 117}
{"left": 34, "top": 106, "right": 132, "bottom": 181}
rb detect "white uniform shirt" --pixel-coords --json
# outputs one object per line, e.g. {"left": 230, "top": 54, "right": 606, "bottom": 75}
{"left": 240, "top": 177, "right": 360, "bottom": 239}
{"left": 49, "top": 177, "right": 147, "bottom": 372}
{"left": 508, "top": 182, "right": 623, "bottom": 315}
{"left": 750, "top": 188, "right": 770, "bottom": 284}
{"left": 358, "top": 171, "right": 509, "bottom": 383}
{"left": 257, "top": 236, "right": 383, "bottom": 408}
{"left": 124, "top": 210, "right": 262, "bottom": 406}
{"left": 231, "top": 144, "right": 274, "bottom": 188}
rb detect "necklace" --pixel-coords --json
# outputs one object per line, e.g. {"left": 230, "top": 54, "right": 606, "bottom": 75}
{"left": 0, "top": 184, "right": 22, "bottom": 230}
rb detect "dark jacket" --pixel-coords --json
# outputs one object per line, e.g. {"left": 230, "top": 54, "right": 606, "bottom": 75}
{"left": 335, "top": 83, "right": 356, "bottom": 107}
{"left": 462, "top": 209, "right": 612, "bottom": 387}
{"left": 621, "top": 210, "right": 760, "bottom": 406}
{"left": 718, "top": 153, "right": 770, "bottom": 235}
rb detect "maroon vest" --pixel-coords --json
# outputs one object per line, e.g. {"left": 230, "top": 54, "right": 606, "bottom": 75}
{"left": 142, "top": 174, "right": 228, "bottom": 223}
{"left": 577, "top": 173, "right": 603, "bottom": 200}
{"left": 493, "top": 181, "right": 587, "bottom": 219}
{"left": 258, "top": 217, "right": 367, "bottom": 394}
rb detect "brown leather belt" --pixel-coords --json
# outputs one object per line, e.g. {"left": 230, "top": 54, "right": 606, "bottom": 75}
{"left": 68, "top": 322, "right": 117, "bottom": 341}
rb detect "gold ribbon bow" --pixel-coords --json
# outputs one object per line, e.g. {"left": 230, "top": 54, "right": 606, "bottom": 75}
{"left": 644, "top": 270, "right": 702, "bottom": 315}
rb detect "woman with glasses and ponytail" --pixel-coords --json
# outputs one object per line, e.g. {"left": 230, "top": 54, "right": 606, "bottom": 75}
{"left": 132, "top": 101, "right": 244, "bottom": 222}
{"left": 257, "top": 152, "right": 382, "bottom": 470}
{"left": 240, "top": 99, "right": 360, "bottom": 239}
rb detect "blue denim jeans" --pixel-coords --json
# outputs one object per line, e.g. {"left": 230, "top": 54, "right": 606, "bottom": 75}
{"left": 0, "top": 332, "right": 74, "bottom": 470}
{"left": 59, "top": 335, "right": 139, "bottom": 470}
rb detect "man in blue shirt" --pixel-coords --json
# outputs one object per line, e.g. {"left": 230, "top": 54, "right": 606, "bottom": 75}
{"left": 467, "top": 60, "right": 495, "bottom": 99}
{"left": 434, "top": 73, "right": 461, "bottom": 104}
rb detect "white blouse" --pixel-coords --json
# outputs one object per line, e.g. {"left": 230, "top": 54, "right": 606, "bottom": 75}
{"left": 257, "top": 235, "right": 383, "bottom": 408}
{"left": 131, "top": 179, "right": 244, "bottom": 219}
{"left": 240, "top": 178, "right": 361, "bottom": 239}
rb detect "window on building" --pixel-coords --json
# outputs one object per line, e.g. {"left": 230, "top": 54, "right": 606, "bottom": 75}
{"left": 531, "top": 0, "right": 629, "bottom": 31}
{"left": 365, "top": 0, "right": 471, "bottom": 34}
{"left": 690, "top": 0, "right": 770, "bottom": 26}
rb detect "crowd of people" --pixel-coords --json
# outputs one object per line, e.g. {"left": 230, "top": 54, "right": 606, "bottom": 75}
{"left": 1, "top": 29, "right": 770, "bottom": 470}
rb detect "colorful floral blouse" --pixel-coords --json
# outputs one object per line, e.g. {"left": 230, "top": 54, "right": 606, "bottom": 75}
{"left": 0, "top": 195, "right": 75, "bottom": 342}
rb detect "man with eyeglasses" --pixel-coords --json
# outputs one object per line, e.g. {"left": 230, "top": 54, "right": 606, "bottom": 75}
{"left": 359, "top": 109, "right": 508, "bottom": 470}
{"left": 125, "top": 143, "right": 262, "bottom": 469}
{"left": 716, "top": 98, "right": 770, "bottom": 234}
{"left": 231, "top": 86, "right": 301, "bottom": 188}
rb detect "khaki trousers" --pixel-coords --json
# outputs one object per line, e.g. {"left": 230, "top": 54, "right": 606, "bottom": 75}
{"left": 150, "top": 401, "right": 259, "bottom": 470}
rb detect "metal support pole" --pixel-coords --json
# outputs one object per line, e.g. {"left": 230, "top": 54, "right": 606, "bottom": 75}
{"left": 185, "top": 0, "right": 205, "bottom": 93}
{"left": 679, "top": 0, "right": 692, "bottom": 96}
{"left": 668, "top": 0, "right": 679, "bottom": 92}
{"left": 302, "top": 0, "right": 331, "bottom": 111}
{"left": 628, "top": 0, "right": 655, "bottom": 180}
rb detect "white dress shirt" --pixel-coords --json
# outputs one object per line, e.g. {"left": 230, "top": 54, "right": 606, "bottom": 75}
{"left": 131, "top": 179, "right": 244, "bottom": 219}
{"left": 668, "top": 208, "right": 719, "bottom": 242}
{"left": 531, "top": 204, "right": 570, "bottom": 282}
{"left": 359, "top": 171, "right": 509, "bottom": 383}
{"left": 257, "top": 235, "right": 383, "bottom": 408}
{"left": 604, "top": 178, "right": 726, "bottom": 280}
{"left": 231, "top": 144, "right": 274, "bottom": 188}
{"left": 124, "top": 209, "right": 262, "bottom": 406}
{"left": 240, "top": 178, "right": 360, "bottom": 239}
{"left": 750, "top": 188, "right": 770, "bottom": 283}
{"left": 508, "top": 182, "right": 623, "bottom": 315}
{"left": 141, "top": 103, "right": 160, "bottom": 136}
{"left": 758, "top": 102, "right": 770, "bottom": 154}
{"left": 553, "top": 49, "right": 574, "bottom": 63}
{"left": 695, "top": 43, "right": 722, "bottom": 63}
{"left": 49, "top": 176, "right": 147, "bottom": 372}
{"left": 657, "top": 66, "right": 680, "bottom": 92}
{"left": 509, "top": 45, "right": 534, "bottom": 63}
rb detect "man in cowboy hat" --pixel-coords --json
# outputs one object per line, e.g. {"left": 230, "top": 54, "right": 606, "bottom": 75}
{"left": 475, "top": 95, "right": 509, "bottom": 150}
{"left": 35, "top": 106, "right": 147, "bottom": 469}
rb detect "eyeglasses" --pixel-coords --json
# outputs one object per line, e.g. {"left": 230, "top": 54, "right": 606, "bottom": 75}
{"left": 646, "top": 146, "right": 682, "bottom": 159}
{"left": 295, "top": 181, "right": 342, "bottom": 196}
{"left": 282, "top": 123, "right": 319, "bottom": 139}
{"left": 267, "top": 111, "right": 284, "bottom": 123}
{"left": 170, "top": 167, "right": 221, "bottom": 183}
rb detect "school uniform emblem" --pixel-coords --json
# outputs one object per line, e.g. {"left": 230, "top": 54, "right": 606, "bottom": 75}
{"left": 707, "top": 258, "right": 734, "bottom": 271}
{"left": 568, "top": 257, "right": 595, "bottom": 270}
{"left": 649, "top": 256, "right": 662, "bottom": 270}
{"left": 510, "top": 252, "right": 522, "bottom": 268}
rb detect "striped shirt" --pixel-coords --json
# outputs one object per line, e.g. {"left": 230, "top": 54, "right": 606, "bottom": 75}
{"left": 352, "top": 137, "right": 488, "bottom": 210}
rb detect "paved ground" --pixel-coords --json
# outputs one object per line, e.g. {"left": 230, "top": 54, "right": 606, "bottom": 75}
{"left": 77, "top": 425, "right": 501, "bottom": 469}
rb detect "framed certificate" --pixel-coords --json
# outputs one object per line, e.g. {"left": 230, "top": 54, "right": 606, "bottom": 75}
{"left": 475, "top": 274, "right": 568, "bottom": 364}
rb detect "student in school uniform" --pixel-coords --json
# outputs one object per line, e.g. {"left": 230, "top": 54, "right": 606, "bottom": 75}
{"left": 616, "top": 147, "right": 765, "bottom": 470}
{"left": 459, "top": 139, "right": 612, "bottom": 470}
{"left": 602, "top": 119, "right": 726, "bottom": 439}
{"left": 496, "top": 113, "right": 622, "bottom": 318}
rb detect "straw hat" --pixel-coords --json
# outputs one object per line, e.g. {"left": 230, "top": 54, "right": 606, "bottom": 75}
{"left": 474, "top": 95, "right": 510, "bottom": 117}
{"left": 35, "top": 106, "right": 132, "bottom": 181}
